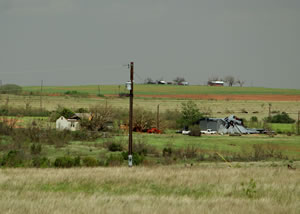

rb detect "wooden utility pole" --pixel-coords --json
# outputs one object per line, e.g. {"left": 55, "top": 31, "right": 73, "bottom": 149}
{"left": 128, "top": 62, "right": 134, "bottom": 167}
{"left": 157, "top": 104, "right": 160, "bottom": 130}
{"left": 268, "top": 103, "right": 272, "bottom": 118}
{"left": 297, "top": 111, "right": 300, "bottom": 135}
{"left": 40, "top": 80, "right": 43, "bottom": 110}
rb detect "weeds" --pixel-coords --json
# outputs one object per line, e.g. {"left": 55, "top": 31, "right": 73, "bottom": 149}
{"left": 241, "top": 178, "right": 257, "bottom": 199}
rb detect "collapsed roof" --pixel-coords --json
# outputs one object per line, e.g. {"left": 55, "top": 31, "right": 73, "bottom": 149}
{"left": 197, "top": 115, "right": 259, "bottom": 134}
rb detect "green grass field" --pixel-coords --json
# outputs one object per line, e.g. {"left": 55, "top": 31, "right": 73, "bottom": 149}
{"left": 5, "top": 133, "right": 296, "bottom": 161}
{"left": 23, "top": 84, "right": 300, "bottom": 96}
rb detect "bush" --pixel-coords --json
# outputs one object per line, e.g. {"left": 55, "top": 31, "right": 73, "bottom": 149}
{"left": 44, "top": 129, "right": 72, "bottom": 147}
{"left": 0, "top": 84, "right": 22, "bottom": 94}
{"left": 189, "top": 125, "right": 201, "bottom": 137}
{"left": 30, "top": 143, "right": 42, "bottom": 155}
{"left": 71, "top": 130, "right": 100, "bottom": 141}
{"left": 104, "top": 140, "right": 124, "bottom": 152}
{"left": 250, "top": 116, "right": 258, "bottom": 123}
{"left": 121, "top": 152, "right": 144, "bottom": 166}
{"left": 133, "top": 141, "right": 158, "bottom": 156}
{"left": 32, "top": 156, "right": 50, "bottom": 168}
{"left": 163, "top": 147, "right": 173, "bottom": 157}
{"left": 106, "top": 153, "right": 124, "bottom": 166}
{"left": 82, "top": 156, "right": 98, "bottom": 167}
{"left": 64, "top": 90, "right": 89, "bottom": 97}
{"left": 184, "top": 145, "right": 198, "bottom": 158}
{"left": 1, "top": 150, "right": 25, "bottom": 167}
{"left": 54, "top": 156, "right": 81, "bottom": 168}
{"left": 266, "top": 112, "right": 295, "bottom": 124}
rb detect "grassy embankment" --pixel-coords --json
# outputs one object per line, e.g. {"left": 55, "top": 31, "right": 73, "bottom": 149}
{"left": 0, "top": 164, "right": 299, "bottom": 214}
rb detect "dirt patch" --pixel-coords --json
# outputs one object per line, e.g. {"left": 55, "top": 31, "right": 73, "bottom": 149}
{"left": 133, "top": 94, "right": 300, "bottom": 101}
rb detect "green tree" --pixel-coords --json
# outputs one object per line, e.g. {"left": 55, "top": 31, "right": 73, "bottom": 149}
{"left": 177, "top": 101, "right": 203, "bottom": 128}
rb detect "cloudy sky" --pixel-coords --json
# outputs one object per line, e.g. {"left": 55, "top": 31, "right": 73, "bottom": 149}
{"left": 1, "top": 0, "right": 300, "bottom": 88}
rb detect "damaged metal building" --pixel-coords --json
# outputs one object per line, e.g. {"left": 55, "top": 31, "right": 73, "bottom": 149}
{"left": 197, "top": 115, "right": 259, "bottom": 134}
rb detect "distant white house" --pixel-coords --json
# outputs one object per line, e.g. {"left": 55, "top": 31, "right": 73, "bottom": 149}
{"left": 208, "top": 81, "right": 224, "bottom": 86}
{"left": 56, "top": 116, "right": 80, "bottom": 131}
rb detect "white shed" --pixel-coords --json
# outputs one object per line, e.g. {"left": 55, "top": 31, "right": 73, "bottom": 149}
{"left": 56, "top": 116, "right": 80, "bottom": 131}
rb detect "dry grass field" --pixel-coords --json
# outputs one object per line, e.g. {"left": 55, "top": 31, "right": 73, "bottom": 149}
{"left": 0, "top": 163, "right": 299, "bottom": 214}
{"left": 1, "top": 94, "right": 300, "bottom": 120}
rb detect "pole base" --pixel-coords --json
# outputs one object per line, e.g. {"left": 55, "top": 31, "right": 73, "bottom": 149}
{"left": 128, "top": 155, "right": 133, "bottom": 167}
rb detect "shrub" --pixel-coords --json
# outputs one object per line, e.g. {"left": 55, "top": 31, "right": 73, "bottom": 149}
{"left": 1, "top": 150, "right": 25, "bottom": 167}
{"left": 266, "top": 112, "right": 295, "bottom": 124}
{"left": 241, "top": 178, "right": 257, "bottom": 199}
{"left": 44, "top": 129, "right": 72, "bottom": 147}
{"left": 184, "top": 145, "right": 198, "bottom": 158}
{"left": 163, "top": 147, "right": 173, "bottom": 157}
{"left": 32, "top": 156, "right": 50, "bottom": 168}
{"left": 250, "top": 116, "right": 258, "bottom": 123}
{"left": 0, "top": 84, "right": 22, "bottom": 94}
{"left": 30, "top": 143, "right": 42, "bottom": 155}
{"left": 64, "top": 90, "right": 89, "bottom": 97}
{"left": 121, "top": 152, "right": 144, "bottom": 166}
{"left": 54, "top": 156, "right": 80, "bottom": 168}
{"left": 106, "top": 153, "right": 124, "bottom": 166}
{"left": 104, "top": 140, "right": 124, "bottom": 152}
{"left": 189, "top": 125, "right": 201, "bottom": 137}
{"left": 252, "top": 144, "right": 265, "bottom": 161}
{"left": 97, "top": 93, "right": 105, "bottom": 97}
{"left": 82, "top": 156, "right": 98, "bottom": 167}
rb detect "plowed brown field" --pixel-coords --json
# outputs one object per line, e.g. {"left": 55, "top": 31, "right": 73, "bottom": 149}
{"left": 135, "top": 94, "right": 300, "bottom": 101}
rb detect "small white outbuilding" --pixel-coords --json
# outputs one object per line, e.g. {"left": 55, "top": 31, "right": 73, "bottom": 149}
{"left": 56, "top": 116, "right": 80, "bottom": 131}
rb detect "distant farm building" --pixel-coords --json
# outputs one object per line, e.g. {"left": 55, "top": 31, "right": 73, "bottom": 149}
{"left": 157, "top": 80, "right": 168, "bottom": 85}
{"left": 208, "top": 81, "right": 224, "bottom": 86}
{"left": 56, "top": 113, "right": 92, "bottom": 131}
{"left": 56, "top": 116, "right": 80, "bottom": 131}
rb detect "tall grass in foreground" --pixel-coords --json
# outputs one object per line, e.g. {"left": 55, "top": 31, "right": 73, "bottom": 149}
{"left": 0, "top": 163, "right": 299, "bottom": 214}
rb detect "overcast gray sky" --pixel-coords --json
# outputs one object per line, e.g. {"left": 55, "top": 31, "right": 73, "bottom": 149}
{"left": 1, "top": 0, "right": 300, "bottom": 88}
